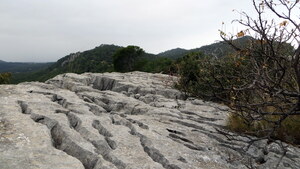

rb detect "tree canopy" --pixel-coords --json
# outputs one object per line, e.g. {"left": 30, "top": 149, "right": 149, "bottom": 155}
{"left": 113, "top": 46, "right": 145, "bottom": 72}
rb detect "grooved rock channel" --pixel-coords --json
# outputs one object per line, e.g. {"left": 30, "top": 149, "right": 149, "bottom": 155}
{"left": 0, "top": 72, "right": 299, "bottom": 169}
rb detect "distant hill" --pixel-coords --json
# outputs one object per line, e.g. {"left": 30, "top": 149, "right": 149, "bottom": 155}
{"left": 10, "top": 37, "right": 254, "bottom": 84}
{"left": 0, "top": 61, "right": 53, "bottom": 73}
{"left": 158, "top": 48, "right": 189, "bottom": 59}
{"left": 158, "top": 36, "right": 253, "bottom": 59}
{"left": 11, "top": 44, "right": 123, "bottom": 83}
{"left": 10, "top": 44, "right": 159, "bottom": 83}
{"left": 191, "top": 36, "right": 254, "bottom": 57}
{"left": 50, "top": 44, "right": 122, "bottom": 73}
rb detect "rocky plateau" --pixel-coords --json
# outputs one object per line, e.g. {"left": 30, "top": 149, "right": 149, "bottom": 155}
{"left": 0, "top": 72, "right": 299, "bottom": 169}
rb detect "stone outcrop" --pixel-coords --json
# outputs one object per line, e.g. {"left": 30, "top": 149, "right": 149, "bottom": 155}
{"left": 0, "top": 72, "right": 299, "bottom": 169}
{"left": 61, "top": 52, "right": 81, "bottom": 67}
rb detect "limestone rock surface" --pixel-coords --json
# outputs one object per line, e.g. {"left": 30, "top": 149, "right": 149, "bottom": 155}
{"left": 0, "top": 72, "right": 299, "bottom": 169}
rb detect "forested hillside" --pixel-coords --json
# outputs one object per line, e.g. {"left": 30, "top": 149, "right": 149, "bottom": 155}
{"left": 157, "top": 48, "right": 189, "bottom": 59}
{"left": 0, "top": 61, "right": 52, "bottom": 73}
{"left": 10, "top": 37, "right": 256, "bottom": 84}
{"left": 11, "top": 45, "right": 121, "bottom": 83}
{"left": 158, "top": 36, "right": 253, "bottom": 59}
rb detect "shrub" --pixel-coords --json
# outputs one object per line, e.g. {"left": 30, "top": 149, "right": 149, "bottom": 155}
{"left": 0, "top": 72, "right": 11, "bottom": 84}
{"left": 175, "top": 49, "right": 300, "bottom": 145}
{"left": 175, "top": 0, "right": 300, "bottom": 147}
{"left": 175, "top": 52, "right": 251, "bottom": 102}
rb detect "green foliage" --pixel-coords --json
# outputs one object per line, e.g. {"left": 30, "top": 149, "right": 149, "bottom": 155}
{"left": 158, "top": 36, "right": 253, "bottom": 59}
{"left": 113, "top": 46, "right": 145, "bottom": 72}
{"left": 10, "top": 44, "right": 121, "bottom": 83}
{"left": 190, "top": 36, "right": 253, "bottom": 58}
{"left": 10, "top": 38, "right": 255, "bottom": 84}
{"left": 158, "top": 48, "right": 189, "bottom": 59}
{"left": 175, "top": 52, "right": 250, "bottom": 101}
{"left": 10, "top": 44, "right": 174, "bottom": 84}
{"left": 0, "top": 72, "right": 12, "bottom": 84}
{"left": 57, "top": 44, "right": 120, "bottom": 74}
{"left": 0, "top": 61, "right": 52, "bottom": 73}
{"left": 134, "top": 57, "right": 173, "bottom": 73}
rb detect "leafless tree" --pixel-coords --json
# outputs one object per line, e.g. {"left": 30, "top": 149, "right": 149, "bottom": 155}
{"left": 216, "top": 0, "right": 300, "bottom": 166}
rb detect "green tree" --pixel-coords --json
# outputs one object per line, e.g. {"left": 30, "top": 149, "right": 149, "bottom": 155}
{"left": 0, "top": 72, "right": 11, "bottom": 84}
{"left": 113, "top": 46, "right": 145, "bottom": 72}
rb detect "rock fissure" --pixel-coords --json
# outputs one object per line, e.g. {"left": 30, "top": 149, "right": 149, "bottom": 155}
{"left": 1, "top": 72, "right": 299, "bottom": 169}
{"left": 110, "top": 114, "right": 181, "bottom": 169}
{"left": 92, "top": 120, "right": 113, "bottom": 137}
{"left": 17, "top": 101, "right": 99, "bottom": 169}
{"left": 47, "top": 93, "right": 127, "bottom": 169}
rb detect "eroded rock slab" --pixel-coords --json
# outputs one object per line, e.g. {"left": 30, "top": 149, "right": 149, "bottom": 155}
{"left": 0, "top": 72, "right": 299, "bottom": 169}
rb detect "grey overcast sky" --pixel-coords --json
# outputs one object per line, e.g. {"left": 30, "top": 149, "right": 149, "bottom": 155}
{"left": 0, "top": 0, "right": 255, "bottom": 62}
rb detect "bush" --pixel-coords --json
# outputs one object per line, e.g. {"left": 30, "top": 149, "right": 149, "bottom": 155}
{"left": 175, "top": 50, "right": 300, "bottom": 145}
{"left": 0, "top": 72, "right": 11, "bottom": 84}
{"left": 175, "top": 52, "right": 251, "bottom": 102}
{"left": 134, "top": 57, "right": 174, "bottom": 73}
